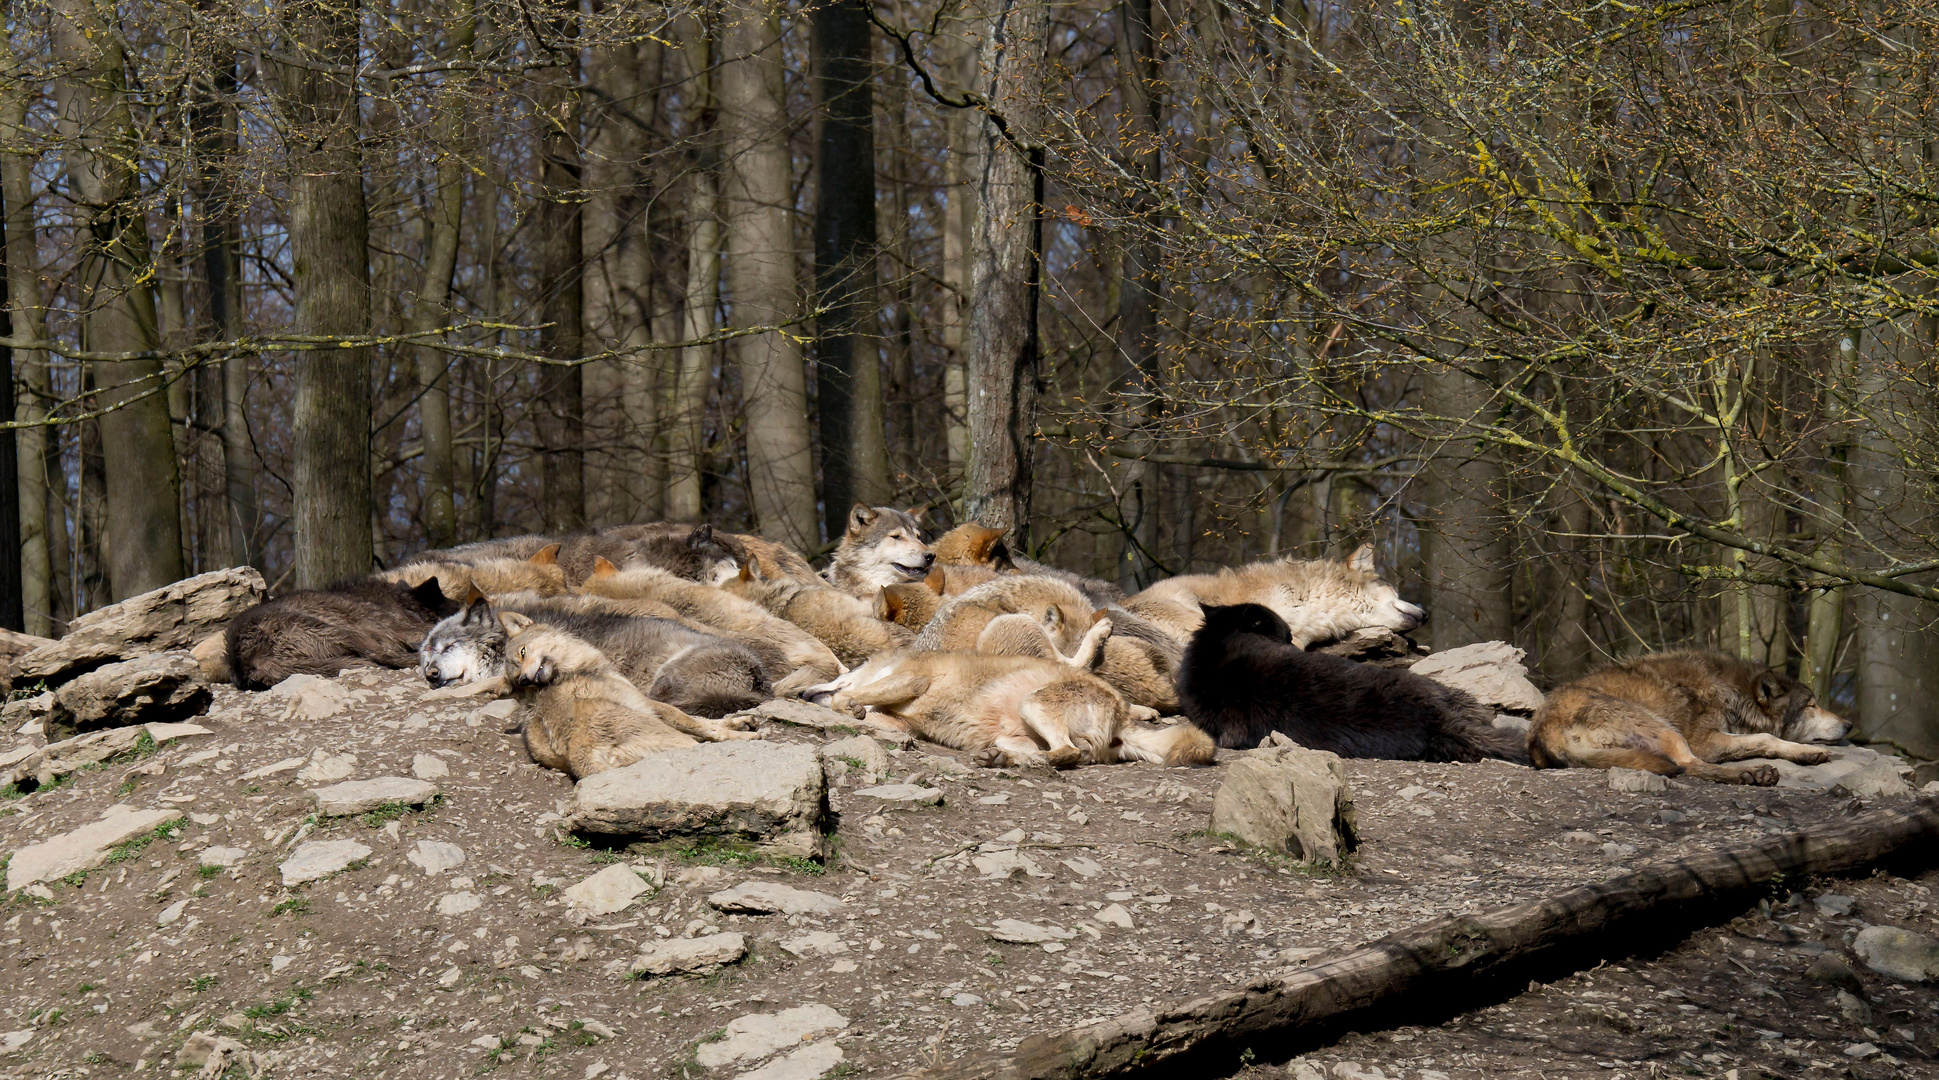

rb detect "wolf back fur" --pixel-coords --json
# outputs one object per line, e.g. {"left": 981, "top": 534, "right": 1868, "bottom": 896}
{"left": 1127, "top": 545, "right": 1425, "bottom": 647}
{"left": 824, "top": 504, "right": 934, "bottom": 598}
{"left": 227, "top": 578, "right": 461, "bottom": 691}
{"left": 574, "top": 524, "right": 742, "bottom": 585}
{"left": 380, "top": 545, "right": 570, "bottom": 598}
{"left": 719, "top": 557, "right": 913, "bottom": 665}
{"left": 1529, "top": 650, "right": 1850, "bottom": 785}
{"left": 876, "top": 581, "right": 946, "bottom": 631}
{"left": 930, "top": 523, "right": 1126, "bottom": 606}
{"left": 1178, "top": 603, "right": 1527, "bottom": 763}
{"left": 913, "top": 575, "right": 1098, "bottom": 657}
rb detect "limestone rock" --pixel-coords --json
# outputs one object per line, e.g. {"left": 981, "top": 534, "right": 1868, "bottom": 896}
{"left": 43, "top": 652, "right": 211, "bottom": 742}
{"left": 988, "top": 920, "right": 1077, "bottom": 944}
{"left": 1095, "top": 903, "right": 1134, "bottom": 929}
{"left": 412, "top": 753, "right": 450, "bottom": 780}
{"left": 1771, "top": 745, "right": 1914, "bottom": 795}
{"left": 695, "top": 1005, "right": 847, "bottom": 1070}
{"left": 1608, "top": 768, "right": 1668, "bottom": 793}
{"left": 5, "top": 805, "right": 185, "bottom": 890}
{"left": 732, "top": 1041, "right": 845, "bottom": 1080}
{"left": 707, "top": 880, "right": 847, "bottom": 916}
{"left": 14, "top": 567, "right": 265, "bottom": 687}
{"left": 437, "top": 892, "right": 482, "bottom": 915}
{"left": 1852, "top": 925, "right": 1939, "bottom": 983}
{"left": 175, "top": 1030, "right": 263, "bottom": 1077}
{"left": 629, "top": 932, "right": 747, "bottom": 977}
{"left": 309, "top": 776, "right": 438, "bottom": 817}
{"left": 1210, "top": 734, "right": 1358, "bottom": 865}
{"left": 819, "top": 735, "right": 888, "bottom": 784}
{"left": 146, "top": 721, "right": 214, "bottom": 745}
{"left": 5, "top": 725, "right": 146, "bottom": 789}
{"left": 1831, "top": 758, "right": 1914, "bottom": 799}
{"left": 406, "top": 840, "right": 466, "bottom": 875}
{"left": 0, "top": 628, "right": 55, "bottom": 693}
{"left": 733, "top": 698, "right": 914, "bottom": 747}
{"left": 273, "top": 675, "right": 355, "bottom": 721}
{"left": 562, "top": 864, "right": 656, "bottom": 916}
{"left": 279, "top": 839, "right": 372, "bottom": 886}
{"left": 199, "top": 846, "right": 247, "bottom": 869}
{"left": 1408, "top": 641, "right": 1545, "bottom": 714}
{"left": 780, "top": 931, "right": 849, "bottom": 957}
{"left": 852, "top": 783, "right": 943, "bottom": 806}
{"left": 567, "top": 741, "right": 828, "bottom": 860}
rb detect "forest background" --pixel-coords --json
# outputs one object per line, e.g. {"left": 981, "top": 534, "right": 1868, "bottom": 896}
{"left": 1, "top": 0, "right": 1936, "bottom": 763}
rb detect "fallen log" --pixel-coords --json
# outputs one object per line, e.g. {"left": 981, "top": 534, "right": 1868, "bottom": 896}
{"left": 897, "top": 799, "right": 1939, "bottom": 1080}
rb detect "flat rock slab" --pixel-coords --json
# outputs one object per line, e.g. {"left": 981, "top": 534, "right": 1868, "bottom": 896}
{"left": 412, "top": 753, "right": 450, "bottom": 780}
{"left": 734, "top": 699, "right": 914, "bottom": 747}
{"left": 1609, "top": 768, "right": 1668, "bottom": 793}
{"left": 198, "top": 846, "right": 247, "bottom": 869}
{"left": 707, "top": 881, "right": 847, "bottom": 916}
{"left": 819, "top": 735, "right": 888, "bottom": 784}
{"left": 5, "top": 805, "right": 184, "bottom": 890}
{"left": 780, "top": 931, "right": 849, "bottom": 957}
{"left": 987, "top": 919, "right": 1077, "bottom": 944}
{"left": 732, "top": 1041, "right": 845, "bottom": 1080}
{"left": 309, "top": 777, "right": 439, "bottom": 817}
{"left": 273, "top": 675, "right": 356, "bottom": 721}
{"left": 145, "top": 722, "right": 214, "bottom": 744}
{"left": 5, "top": 726, "right": 146, "bottom": 789}
{"left": 279, "top": 839, "right": 372, "bottom": 886}
{"left": 1853, "top": 925, "right": 1939, "bottom": 983}
{"left": 695, "top": 1004, "right": 847, "bottom": 1070}
{"left": 406, "top": 840, "right": 466, "bottom": 875}
{"left": 852, "top": 783, "right": 943, "bottom": 806}
{"left": 629, "top": 932, "right": 748, "bottom": 977}
{"left": 1408, "top": 641, "right": 1545, "bottom": 713}
{"left": 562, "top": 864, "right": 655, "bottom": 916}
{"left": 13, "top": 566, "right": 265, "bottom": 687}
{"left": 1769, "top": 745, "right": 1914, "bottom": 797}
{"left": 566, "top": 741, "right": 827, "bottom": 860}
{"left": 44, "top": 652, "right": 211, "bottom": 743}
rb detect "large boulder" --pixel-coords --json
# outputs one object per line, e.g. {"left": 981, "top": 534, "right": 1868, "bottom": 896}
{"left": 1408, "top": 641, "right": 1545, "bottom": 715}
{"left": 43, "top": 652, "right": 211, "bottom": 743}
{"left": 1210, "top": 733, "right": 1358, "bottom": 866}
{"left": 566, "top": 741, "right": 828, "bottom": 860}
{"left": 12, "top": 567, "right": 265, "bottom": 687}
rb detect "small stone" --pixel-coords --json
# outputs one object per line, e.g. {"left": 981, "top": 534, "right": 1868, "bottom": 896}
{"left": 1094, "top": 904, "right": 1133, "bottom": 929}
{"left": 674, "top": 866, "right": 725, "bottom": 887}
{"left": 780, "top": 931, "right": 848, "bottom": 957}
{"left": 1061, "top": 856, "right": 1102, "bottom": 878}
{"left": 852, "top": 783, "right": 944, "bottom": 806}
{"left": 578, "top": 1020, "right": 620, "bottom": 1040}
{"left": 241, "top": 756, "right": 307, "bottom": 780}
{"left": 707, "top": 881, "right": 846, "bottom": 916}
{"left": 971, "top": 849, "right": 1049, "bottom": 879}
{"left": 272, "top": 675, "right": 356, "bottom": 721}
{"left": 629, "top": 932, "right": 748, "bottom": 977}
{"left": 439, "top": 966, "right": 462, "bottom": 988}
{"left": 157, "top": 900, "right": 189, "bottom": 927}
{"left": 562, "top": 864, "right": 655, "bottom": 916}
{"left": 1608, "top": 768, "right": 1667, "bottom": 793}
{"left": 1814, "top": 894, "right": 1855, "bottom": 917}
{"left": 309, "top": 776, "right": 438, "bottom": 817}
{"left": 278, "top": 839, "right": 372, "bottom": 886}
{"left": 829, "top": 959, "right": 858, "bottom": 973}
{"left": 1803, "top": 952, "right": 1865, "bottom": 994}
{"left": 1836, "top": 989, "right": 1872, "bottom": 1024}
{"left": 1831, "top": 758, "right": 1912, "bottom": 799}
{"left": 1655, "top": 809, "right": 1688, "bottom": 824}
{"left": 437, "top": 892, "right": 482, "bottom": 915}
{"left": 198, "top": 846, "right": 246, "bottom": 869}
{"left": 1278, "top": 946, "right": 1325, "bottom": 964}
{"left": 5, "top": 805, "right": 185, "bottom": 891}
{"left": 950, "top": 992, "right": 982, "bottom": 1006}
{"left": 1844, "top": 1042, "right": 1880, "bottom": 1059}
{"left": 1852, "top": 925, "right": 1939, "bottom": 983}
{"left": 1561, "top": 830, "right": 1600, "bottom": 844}
{"left": 819, "top": 735, "right": 888, "bottom": 785}
{"left": 145, "top": 722, "right": 214, "bottom": 744}
{"left": 730, "top": 1040, "right": 845, "bottom": 1080}
{"left": 1600, "top": 842, "right": 1637, "bottom": 859}
{"left": 0, "top": 1031, "right": 30, "bottom": 1053}
{"left": 174, "top": 1030, "right": 260, "bottom": 1075}
{"left": 294, "top": 749, "right": 357, "bottom": 784}
{"left": 406, "top": 840, "right": 466, "bottom": 875}
{"left": 412, "top": 753, "right": 450, "bottom": 781}
{"left": 695, "top": 1005, "right": 847, "bottom": 1069}
{"left": 987, "top": 920, "right": 1076, "bottom": 944}
{"left": 270, "top": 955, "right": 293, "bottom": 973}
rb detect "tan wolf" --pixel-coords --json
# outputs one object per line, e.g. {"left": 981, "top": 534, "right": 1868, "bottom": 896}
{"left": 380, "top": 544, "right": 571, "bottom": 598}
{"left": 876, "top": 580, "right": 946, "bottom": 631}
{"left": 1125, "top": 544, "right": 1425, "bottom": 646}
{"left": 823, "top": 504, "right": 934, "bottom": 598}
{"left": 800, "top": 650, "right": 1213, "bottom": 769}
{"left": 718, "top": 556, "right": 913, "bottom": 665}
{"left": 502, "top": 619, "right": 757, "bottom": 779}
{"left": 1530, "top": 650, "right": 1850, "bottom": 785}
{"left": 930, "top": 522, "right": 1128, "bottom": 606}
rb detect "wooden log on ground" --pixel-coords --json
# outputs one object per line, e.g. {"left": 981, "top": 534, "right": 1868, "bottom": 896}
{"left": 897, "top": 799, "right": 1939, "bottom": 1080}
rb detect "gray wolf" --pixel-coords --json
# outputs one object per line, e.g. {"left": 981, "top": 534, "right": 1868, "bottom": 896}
{"left": 801, "top": 649, "right": 1214, "bottom": 769}
{"left": 1177, "top": 603, "right": 1527, "bottom": 763}
{"left": 719, "top": 532, "right": 820, "bottom": 586}
{"left": 419, "top": 590, "right": 769, "bottom": 717}
{"left": 930, "top": 522, "right": 1126, "bottom": 606}
{"left": 502, "top": 619, "right": 756, "bottom": 780}
{"left": 226, "top": 577, "right": 461, "bottom": 691}
{"left": 1126, "top": 544, "right": 1425, "bottom": 646}
{"left": 1529, "top": 650, "right": 1850, "bottom": 785}
{"left": 718, "top": 556, "right": 913, "bottom": 665}
{"left": 572, "top": 524, "right": 742, "bottom": 585}
{"left": 823, "top": 504, "right": 934, "bottom": 598}
{"left": 379, "top": 545, "right": 571, "bottom": 597}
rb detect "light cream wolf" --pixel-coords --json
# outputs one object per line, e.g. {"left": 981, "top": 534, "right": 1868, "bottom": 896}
{"left": 380, "top": 544, "right": 570, "bottom": 598}
{"left": 719, "top": 556, "right": 913, "bottom": 665}
{"left": 1125, "top": 544, "right": 1425, "bottom": 646}
{"left": 502, "top": 619, "right": 758, "bottom": 779}
{"left": 913, "top": 575, "right": 1098, "bottom": 656}
{"left": 581, "top": 558, "right": 844, "bottom": 694}
{"left": 823, "top": 504, "right": 934, "bottom": 598}
{"left": 801, "top": 648, "right": 1214, "bottom": 769}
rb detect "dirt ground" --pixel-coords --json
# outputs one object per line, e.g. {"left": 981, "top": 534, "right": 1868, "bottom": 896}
{"left": 2, "top": 666, "right": 1933, "bottom": 1078}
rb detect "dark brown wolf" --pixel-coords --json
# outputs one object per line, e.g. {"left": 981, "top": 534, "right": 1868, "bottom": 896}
{"left": 1530, "top": 650, "right": 1849, "bottom": 785}
{"left": 824, "top": 504, "right": 934, "bottom": 598}
{"left": 1177, "top": 603, "right": 1527, "bottom": 763}
{"left": 226, "top": 578, "right": 461, "bottom": 691}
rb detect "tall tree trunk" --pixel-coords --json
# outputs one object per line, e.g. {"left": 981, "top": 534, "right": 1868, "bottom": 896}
{"left": 665, "top": 11, "right": 719, "bottom": 524}
{"left": 412, "top": 0, "right": 474, "bottom": 550}
{"left": 277, "top": 0, "right": 373, "bottom": 587}
{"left": 582, "top": 26, "right": 651, "bottom": 526}
{"left": 939, "top": 26, "right": 978, "bottom": 495}
{"left": 721, "top": 0, "right": 817, "bottom": 549}
{"left": 1419, "top": 366, "right": 1514, "bottom": 651}
{"left": 813, "top": 0, "right": 887, "bottom": 540}
{"left": 1114, "top": 0, "right": 1164, "bottom": 587}
{"left": 1, "top": 18, "right": 51, "bottom": 633}
{"left": 50, "top": 0, "right": 184, "bottom": 599}
{"left": 0, "top": 249, "right": 17, "bottom": 632}
{"left": 192, "top": 46, "right": 257, "bottom": 570}
{"left": 535, "top": 15, "right": 586, "bottom": 534}
{"left": 961, "top": 0, "right": 1051, "bottom": 537}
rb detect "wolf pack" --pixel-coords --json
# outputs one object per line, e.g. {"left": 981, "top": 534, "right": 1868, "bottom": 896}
{"left": 218, "top": 505, "right": 1855, "bottom": 797}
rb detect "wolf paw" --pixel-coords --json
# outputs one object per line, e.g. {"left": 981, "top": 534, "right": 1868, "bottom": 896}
{"left": 1791, "top": 750, "right": 1833, "bottom": 765}
{"left": 1126, "top": 704, "right": 1161, "bottom": 723}
{"left": 1737, "top": 764, "right": 1781, "bottom": 786}
{"left": 1045, "top": 747, "right": 1082, "bottom": 770}
{"left": 972, "top": 747, "right": 1011, "bottom": 769}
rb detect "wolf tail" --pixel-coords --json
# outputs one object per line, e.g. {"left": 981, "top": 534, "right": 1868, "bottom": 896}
{"left": 1427, "top": 698, "right": 1532, "bottom": 765}
{"left": 1116, "top": 721, "right": 1217, "bottom": 767}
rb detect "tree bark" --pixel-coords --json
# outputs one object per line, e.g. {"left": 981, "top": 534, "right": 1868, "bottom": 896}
{"left": 277, "top": 0, "right": 374, "bottom": 587}
{"left": 961, "top": 0, "right": 1051, "bottom": 537}
{"left": 939, "top": 25, "right": 979, "bottom": 494}
{"left": 813, "top": 0, "right": 888, "bottom": 541}
{"left": 1, "top": 19, "right": 51, "bottom": 633}
{"left": 412, "top": 0, "right": 473, "bottom": 549}
{"left": 1114, "top": 0, "right": 1164, "bottom": 587}
{"left": 535, "top": 12, "right": 586, "bottom": 534}
{"left": 721, "top": 0, "right": 817, "bottom": 549}
{"left": 666, "top": 11, "right": 719, "bottom": 524}
{"left": 50, "top": 0, "right": 184, "bottom": 600}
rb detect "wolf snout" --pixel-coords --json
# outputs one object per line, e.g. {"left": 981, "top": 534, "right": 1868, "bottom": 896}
{"left": 1395, "top": 600, "right": 1428, "bottom": 629}
{"left": 424, "top": 670, "right": 450, "bottom": 689}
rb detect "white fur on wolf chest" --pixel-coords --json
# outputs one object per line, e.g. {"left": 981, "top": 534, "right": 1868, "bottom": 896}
{"left": 1210, "top": 735, "right": 1358, "bottom": 865}
{"left": 565, "top": 742, "right": 827, "bottom": 859}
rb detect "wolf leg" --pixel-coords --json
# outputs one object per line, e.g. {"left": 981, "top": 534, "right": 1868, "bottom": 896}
{"left": 650, "top": 700, "right": 761, "bottom": 742}
{"left": 978, "top": 735, "right": 1049, "bottom": 769}
{"left": 1060, "top": 617, "right": 1113, "bottom": 668}
{"left": 422, "top": 675, "right": 511, "bottom": 701}
{"left": 1578, "top": 726, "right": 1779, "bottom": 785}
{"left": 1016, "top": 691, "right": 1084, "bottom": 769}
{"left": 1690, "top": 731, "right": 1832, "bottom": 765}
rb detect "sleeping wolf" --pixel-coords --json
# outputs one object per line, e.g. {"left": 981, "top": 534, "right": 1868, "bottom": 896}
{"left": 1127, "top": 544, "right": 1425, "bottom": 646}
{"left": 1178, "top": 602, "right": 1527, "bottom": 763}
{"left": 1530, "top": 650, "right": 1849, "bottom": 785}
{"left": 823, "top": 504, "right": 934, "bottom": 598}
{"left": 930, "top": 522, "right": 1126, "bottom": 606}
{"left": 420, "top": 590, "right": 769, "bottom": 717}
{"left": 227, "top": 577, "right": 460, "bottom": 691}
{"left": 719, "top": 556, "right": 913, "bottom": 665}
{"left": 379, "top": 545, "right": 570, "bottom": 598}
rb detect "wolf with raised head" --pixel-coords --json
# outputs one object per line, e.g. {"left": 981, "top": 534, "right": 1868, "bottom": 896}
{"left": 1530, "top": 650, "right": 1849, "bottom": 785}
{"left": 1127, "top": 544, "right": 1425, "bottom": 647}
{"left": 823, "top": 504, "right": 934, "bottom": 598}
{"left": 1178, "top": 602, "right": 1526, "bottom": 763}
{"left": 227, "top": 577, "right": 461, "bottom": 691}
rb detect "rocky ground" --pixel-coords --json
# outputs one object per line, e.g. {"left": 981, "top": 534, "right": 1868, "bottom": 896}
{"left": 2, "top": 664, "right": 1935, "bottom": 1080}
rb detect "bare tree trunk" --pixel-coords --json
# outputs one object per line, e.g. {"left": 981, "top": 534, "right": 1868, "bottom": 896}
{"left": 813, "top": 0, "right": 888, "bottom": 540}
{"left": 277, "top": 0, "right": 373, "bottom": 587}
{"left": 1, "top": 22, "right": 51, "bottom": 633}
{"left": 1802, "top": 335, "right": 1851, "bottom": 702}
{"left": 939, "top": 26, "right": 978, "bottom": 493}
{"left": 50, "top": 0, "right": 184, "bottom": 599}
{"left": 665, "top": 11, "right": 719, "bottom": 524}
{"left": 961, "top": 0, "right": 1051, "bottom": 537}
{"left": 721, "top": 0, "right": 817, "bottom": 549}
{"left": 535, "top": 14, "right": 586, "bottom": 534}
{"left": 1114, "top": 0, "right": 1163, "bottom": 586}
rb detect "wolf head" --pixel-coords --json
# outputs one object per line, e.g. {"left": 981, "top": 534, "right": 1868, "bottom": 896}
{"left": 1744, "top": 663, "right": 1851, "bottom": 743}
{"left": 1260, "top": 544, "right": 1426, "bottom": 646}
{"left": 503, "top": 617, "right": 611, "bottom": 690}
{"left": 1196, "top": 602, "right": 1294, "bottom": 646}
{"left": 836, "top": 504, "right": 935, "bottom": 587}
{"left": 931, "top": 523, "right": 1017, "bottom": 571}
{"left": 419, "top": 591, "right": 507, "bottom": 688}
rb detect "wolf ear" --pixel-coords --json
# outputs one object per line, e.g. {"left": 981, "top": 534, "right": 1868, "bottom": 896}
{"left": 1042, "top": 605, "right": 1064, "bottom": 630}
{"left": 736, "top": 558, "right": 756, "bottom": 583}
{"left": 964, "top": 524, "right": 1005, "bottom": 562}
{"left": 1347, "top": 543, "right": 1376, "bottom": 574}
{"left": 496, "top": 611, "right": 534, "bottom": 636}
{"left": 530, "top": 543, "right": 562, "bottom": 567}
{"left": 848, "top": 503, "right": 878, "bottom": 533}
{"left": 922, "top": 566, "right": 946, "bottom": 594}
{"left": 875, "top": 587, "right": 901, "bottom": 621}
{"left": 1090, "top": 609, "right": 1111, "bottom": 626}
{"left": 689, "top": 523, "right": 715, "bottom": 547}
{"left": 461, "top": 587, "right": 493, "bottom": 625}
{"left": 1757, "top": 672, "right": 1785, "bottom": 704}
{"left": 907, "top": 503, "right": 931, "bottom": 525}
{"left": 589, "top": 556, "right": 619, "bottom": 578}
